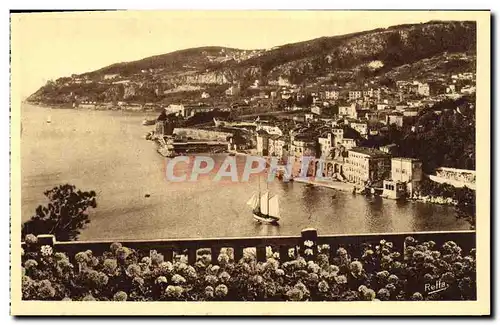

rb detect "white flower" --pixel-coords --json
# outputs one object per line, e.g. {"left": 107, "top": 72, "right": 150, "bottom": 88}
{"left": 155, "top": 276, "right": 168, "bottom": 284}
{"left": 171, "top": 274, "right": 186, "bottom": 284}
{"left": 304, "top": 248, "right": 314, "bottom": 256}
{"left": 40, "top": 245, "right": 53, "bottom": 256}
{"left": 304, "top": 240, "right": 314, "bottom": 248}
{"left": 273, "top": 252, "right": 280, "bottom": 259}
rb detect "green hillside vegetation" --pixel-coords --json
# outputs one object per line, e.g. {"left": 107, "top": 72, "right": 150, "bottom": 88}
{"left": 363, "top": 95, "right": 476, "bottom": 173}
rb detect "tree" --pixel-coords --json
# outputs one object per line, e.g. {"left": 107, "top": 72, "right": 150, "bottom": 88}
{"left": 22, "top": 184, "right": 97, "bottom": 241}
{"left": 455, "top": 187, "right": 476, "bottom": 230}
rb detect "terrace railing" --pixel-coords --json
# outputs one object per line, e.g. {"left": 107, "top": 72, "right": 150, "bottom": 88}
{"left": 22, "top": 229, "right": 476, "bottom": 264}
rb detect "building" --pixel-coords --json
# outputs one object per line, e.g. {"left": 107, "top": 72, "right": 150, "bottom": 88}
{"left": 350, "top": 122, "right": 368, "bottom": 138}
{"left": 257, "top": 124, "right": 283, "bottom": 136}
{"left": 104, "top": 73, "right": 119, "bottom": 80}
{"left": 165, "top": 104, "right": 185, "bottom": 116}
{"left": 379, "top": 143, "right": 398, "bottom": 155}
{"left": 165, "top": 104, "right": 216, "bottom": 118}
{"left": 155, "top": 119, "right": 175, "bottom": 136}
{"left": 305, "top": 113, "right": 314, "bottom": 122}
{"left": 338, "top": 103, "right": 358, "bottom": 119}
{"left": 311, "top": 105, "right": 322, "bottom": 115}
{"left": 366, "top": 112, "right": 378, "bottom": 122}
{"left": 201, "top": 92, "right": 211, "bottom": 99}
{"left": 256, "top": 131, "right": 269, "bottom": 156}
{"left": 344, "top": 147, "right": 391, "bottom": 186}
{"left": 268, "top": 136, "right": 288, "bottom": 160}
{"left": 383, "top": 158, "right": 422, "bottom": 199}
{"left": 377, "top": 103, "right": 389, "bottom": 110}
{"left": 323, "top": 90, "right": 339, "bottom": 100}
{"left": 278, "top": 76, "right": 291, "bottom": 87}
{"left": 411, "top": 81, "right": 430, "bottom": 97}
{"left": 386, "top": 113, "right": 404, "bottom": 127}
{"left": 183, "top": 104, "right": 215, "bottom": 118}
{"left": 318, "top": 133, "right": 334, "bottom": 159}
{"left": 348, "top": 90, "right": 363, "bottom": 101}
{"left": 225, "top": 85, "right": 241, "bottom": 96}
{"left": 332, "top": 128, "right": 344, "bottom": 146}
{"left": 391, "top": 158, "right": 422, "bottom": 183}
{"left": 446, "top": 84, "right": 456, "bottom": 94}
{"left": 341, "top": 138, "right": 357, "bottom": 150}
{"left": 290, "top": 137, "right": 317, "bottom": 176}
{"left": 461, "top": 86, "right": 476, "bottom": 94}
{"left": 403, "top": 109, "right": 419, "bottom": 117}
{"left": 362, "top": 88, "right": 381, "bottom": 100}
{"left": 429, "top": 167, "right": 475, "bottom": 190}
{"left": 290, "top": 138, "right": 316, "bottom": 158}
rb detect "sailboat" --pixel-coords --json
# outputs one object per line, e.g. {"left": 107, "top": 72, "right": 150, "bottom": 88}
{"left": 46, "top": 115, "right": 52, "bottom": 124}
{"left": 247, "top": 177, "right": 280, "bottom": 225}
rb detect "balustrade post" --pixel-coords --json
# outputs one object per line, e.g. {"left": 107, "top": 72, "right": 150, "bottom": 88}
{"left": 329, "top": 241, "right": 337, "bottom": 263}
{"left": 300, "top": 228, "right": 318, "bottom": 261}
{"left": 187, "top": 248, "right": 197, "bottom": 265}
{"left": 211, "top": 247, "right": 221, "bottom": 264}
{"left": 279, "top": 246, "right": 290, "bottom": 262}
{"left": 256, "top": 246, "right": 267, "bottom": 262}
{"left": 233, "top": 246, "right": 244, "bottom": 263}
{"left": 37, "top": 234, "right": 55, "bottom": 247}
{"left": 25, "top": 235, "right": 56, "bottom": 254}
{"left": 164, "top": 248, "right": 173, "bottom": 262}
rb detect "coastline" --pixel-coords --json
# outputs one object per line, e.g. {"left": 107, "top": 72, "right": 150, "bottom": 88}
{"left": 293, "top": 177, "right": 459, "bottom": 208}
{"left": 24, "top": 101, "right": 161, "bottom": 113}
{"left": 410, "top": 195, "right": 458, "bottom": 206}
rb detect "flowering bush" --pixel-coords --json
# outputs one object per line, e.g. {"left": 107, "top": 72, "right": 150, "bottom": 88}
{"left": 21, "top": 235, "right": 476, "bottom": 301}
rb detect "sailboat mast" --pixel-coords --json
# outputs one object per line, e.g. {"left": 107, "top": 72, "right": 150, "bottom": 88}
{"left": 266, "top": 178, "right": 269, "bottom": 216}
{"left": 258, "top": 174, "right": 261, "bottom": 212}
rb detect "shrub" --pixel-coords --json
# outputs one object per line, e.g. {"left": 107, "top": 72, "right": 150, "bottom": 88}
{"left": 21, "top": 235, "right": 476, "bottom": 301}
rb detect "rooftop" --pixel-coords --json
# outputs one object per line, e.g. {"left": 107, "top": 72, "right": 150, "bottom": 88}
{"left": 392, "top": 157, "right": 421, "bottom": 162}
{"left": 349, "top": 147, "right": 391, "bottom": 158}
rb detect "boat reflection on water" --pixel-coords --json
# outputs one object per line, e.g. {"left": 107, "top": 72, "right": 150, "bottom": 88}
{"left": 253, "top": 220, "right": 281, "bottom": 236}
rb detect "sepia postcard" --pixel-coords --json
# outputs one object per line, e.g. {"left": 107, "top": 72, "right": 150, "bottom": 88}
{"left": 10, "top": 10, "right": 491, "bottom": 315}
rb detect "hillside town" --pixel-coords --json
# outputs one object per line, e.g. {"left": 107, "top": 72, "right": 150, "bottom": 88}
{"left": 146, "top": 65, "right": 476, "bottom": 202}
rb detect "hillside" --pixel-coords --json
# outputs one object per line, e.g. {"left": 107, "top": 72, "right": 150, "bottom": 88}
{"left": 27, "top": 20, "right": 476, "bottom": 105}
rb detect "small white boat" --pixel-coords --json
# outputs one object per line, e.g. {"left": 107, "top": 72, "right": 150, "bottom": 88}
{"left": 46, "top": 115, "right": 52, "bottom": 123}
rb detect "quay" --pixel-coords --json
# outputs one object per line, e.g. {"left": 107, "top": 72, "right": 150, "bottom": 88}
{"left": 293, "top": 177, "right": 355, "bottom": 192}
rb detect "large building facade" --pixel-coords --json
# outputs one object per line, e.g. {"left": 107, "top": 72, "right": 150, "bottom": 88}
{"left": 344, "top": 147, "right": 391, "bottom": 186}
{"left": 382, "top": 158, "right": 423, "bottom": 199}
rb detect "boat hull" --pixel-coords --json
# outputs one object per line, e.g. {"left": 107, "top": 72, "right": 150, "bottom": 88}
{"left": 253, "top": 212, "right": 280, "bottom": 225}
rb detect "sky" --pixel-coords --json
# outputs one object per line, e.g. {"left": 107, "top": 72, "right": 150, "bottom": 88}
{"left": 11, "top": 10, "right": 467, "bottom": 98}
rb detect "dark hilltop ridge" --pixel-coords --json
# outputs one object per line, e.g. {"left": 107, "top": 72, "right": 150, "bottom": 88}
{"left": 28, "top": 20, "right": 476, "bottom": 105}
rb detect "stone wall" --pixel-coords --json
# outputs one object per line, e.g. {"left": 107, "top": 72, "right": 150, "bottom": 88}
{"left": 173, "top": 128, "right": 232, "bottom": 142}
{"left": 428, "top": 175, "right": 476, "bottom": 190}
{"left": 429, "top": 167, "right": 476, "bottom": 190}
